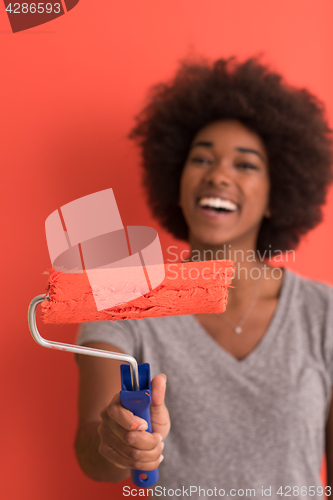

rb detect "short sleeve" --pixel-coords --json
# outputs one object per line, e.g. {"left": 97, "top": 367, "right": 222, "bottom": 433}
{"left": 324, "top": 292, "right": 333, "bottom": 385}
{"left": 292, "top": 274, "right": 333, "bottom": 386}
{"left": 75, "top": 320, "right": 139, "bottom": 359}
{"left": 311, "top": 280, "right": 333, "bottom": 385}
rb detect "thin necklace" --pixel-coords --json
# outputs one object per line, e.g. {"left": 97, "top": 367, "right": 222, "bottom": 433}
{"left": 220, "top": 275, "right": 262, "bottom": 334}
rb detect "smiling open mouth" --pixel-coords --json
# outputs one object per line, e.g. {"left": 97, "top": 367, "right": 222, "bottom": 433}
{"left": 197, "top": 197, "right": 238, "bottom": 214}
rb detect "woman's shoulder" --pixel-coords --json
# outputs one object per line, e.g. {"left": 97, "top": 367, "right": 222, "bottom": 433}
{"left": 284, "top": 267, "right": 333, "bottom": 310}
{"left": 287, "top": 267, "right": 333, "bottom": 291}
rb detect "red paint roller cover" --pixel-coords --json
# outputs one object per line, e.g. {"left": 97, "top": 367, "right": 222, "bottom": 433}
{"left": 41, "top": 260, "right": 235, "bottom": 324}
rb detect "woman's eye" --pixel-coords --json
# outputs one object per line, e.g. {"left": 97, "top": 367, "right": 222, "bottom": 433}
{"left": 190, "top": 157, "right": 212, "bottom": 165}
{"left": 236, "top": 163, "right": 258, "bottom": 170}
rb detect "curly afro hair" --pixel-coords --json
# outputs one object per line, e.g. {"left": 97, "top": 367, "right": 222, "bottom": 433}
{"left": 129, "top": 55, "right": 333, "bottom": 253}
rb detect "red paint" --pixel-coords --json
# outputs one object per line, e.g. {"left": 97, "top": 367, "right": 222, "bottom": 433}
{"left": 41, "top": 261, "right": 234, "bottom": 323}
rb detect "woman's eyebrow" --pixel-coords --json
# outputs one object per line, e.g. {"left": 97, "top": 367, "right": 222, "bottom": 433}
{"left": 236, "top": 147, "right": 266, "bottom": 163}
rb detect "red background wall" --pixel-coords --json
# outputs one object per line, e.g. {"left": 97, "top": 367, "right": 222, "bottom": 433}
{"left": 1, "top": 1, "right": 333, "bottom": 498}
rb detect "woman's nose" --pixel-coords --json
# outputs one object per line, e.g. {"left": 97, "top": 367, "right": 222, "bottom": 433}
{"left": 204, "top": 159, "right": 232, "bottom": 185}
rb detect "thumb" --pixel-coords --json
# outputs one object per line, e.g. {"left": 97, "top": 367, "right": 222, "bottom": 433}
{"left": 151, "top": 373, "right": 167, "bottom": 408}
{"left": 150, "top": 374, "right": 170, "bottom": 438}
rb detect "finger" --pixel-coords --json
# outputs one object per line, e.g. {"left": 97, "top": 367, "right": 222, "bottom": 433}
{"left": 101, "top": 397, "right": 163, "bottom": 447}
{"left": 98, "top": 425, "right": 165, "bottom": 463}
{"left": 151, "top": 374, "right": 167, "bottom": 408}
{"left": 99, "top": 415, "right": 163, "bottom": 450}
{"left": 99, "top": 442, "right": 165, "bottom": 471}
{"left": 103, "top": 393, "right": 148, "bottom": 431}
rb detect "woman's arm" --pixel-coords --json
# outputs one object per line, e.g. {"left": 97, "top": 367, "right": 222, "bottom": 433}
{"left": 74, "top": 342, "right": 169, "bottom": 483}
{"left": 325, "top": 387, "right": 333, "bottom": 491}
{"left": 75, "top": 342, "right": 130, "bottom": 482}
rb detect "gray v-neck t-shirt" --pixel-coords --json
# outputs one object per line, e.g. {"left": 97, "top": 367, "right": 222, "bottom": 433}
{"left": 76, "top": 269, "right": 333, "bottom": 498}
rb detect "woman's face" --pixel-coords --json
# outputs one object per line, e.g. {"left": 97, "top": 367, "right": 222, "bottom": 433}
{"left": 179, "top": 120, "right": 270, "bottom": 250}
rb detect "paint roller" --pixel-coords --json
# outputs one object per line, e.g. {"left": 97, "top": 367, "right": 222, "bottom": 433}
{"left": 28, "top": 189, "right": 234, "bottom": 488}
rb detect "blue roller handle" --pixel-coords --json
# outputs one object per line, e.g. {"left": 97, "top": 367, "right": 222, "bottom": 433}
{"left": 120, "top": 363, "right": 159, "bottom": 488}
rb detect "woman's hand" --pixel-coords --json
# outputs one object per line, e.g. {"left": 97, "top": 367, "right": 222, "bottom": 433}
{"left": 98, "top": 374, "right": 170, "bottom": 471}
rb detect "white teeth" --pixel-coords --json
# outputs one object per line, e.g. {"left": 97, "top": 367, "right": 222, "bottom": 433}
{"left": 198, "top": 197, "right": 238, "bottom": 211}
